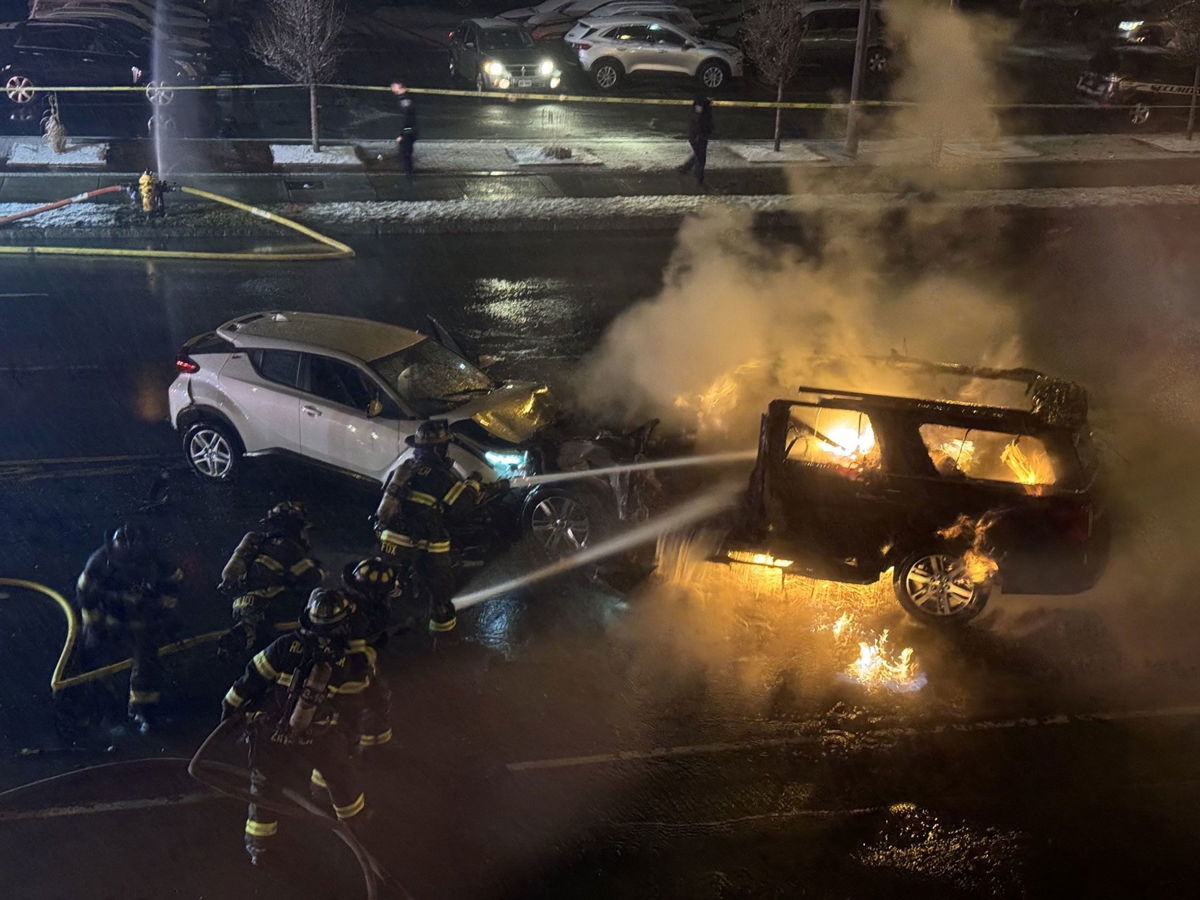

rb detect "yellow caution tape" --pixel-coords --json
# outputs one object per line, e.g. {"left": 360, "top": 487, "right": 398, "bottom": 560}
{"left": 0, "top": 577, "right": 226, "bottom": 693}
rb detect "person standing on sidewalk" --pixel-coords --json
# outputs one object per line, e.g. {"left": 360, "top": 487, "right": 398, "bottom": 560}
{"left": 677, "top": 95, "right": 713, "bottom": 187}
{"left": 390, "top": 82, "right": 419, "bottom": 183}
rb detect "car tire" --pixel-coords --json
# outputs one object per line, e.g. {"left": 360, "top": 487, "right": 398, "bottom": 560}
{"left": 4, "top": 73, "right": 37, "bottom": 105}
{"left": 866, "top": 47, "right": 890, "bottom": 75}
{"left": 183, "top": 420, "right": 242, "bottom": 483}
{"left": 591, "top": 58, "right": 623, "bottom": 91}
{"left": 893, "top": 548, "right": 991, "bottom": 626}
{"left": 1129, "top": 102, "right": 1151, "bottom": 126}
{"left": 475, "top": 71, "right": 487, "bottom": 93}
{"left": 148, "top": 112, "right": 177, "bottom": 136}
{"left": 523, "top": 487, "right": 608, "bottom": 559}
{"left": 697, "top": 59, "right": 730, "bottom": 91}
{"left": 145, "top": 81, "right": 175, "bottom": 106}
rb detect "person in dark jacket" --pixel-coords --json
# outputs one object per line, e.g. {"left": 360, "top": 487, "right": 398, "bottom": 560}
{"left": 390, "top": 81, "right": 419, "bottom": 182}
{"left": 677, "top": 95, "right": 713, "bottom": 186}
{"left": 76, "top": 522, "right": 183, "bottom": 733}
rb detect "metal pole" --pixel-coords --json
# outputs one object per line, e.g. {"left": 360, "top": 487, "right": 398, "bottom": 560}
{"left": 845, "top": 0, "right": 872, "bottom": 157}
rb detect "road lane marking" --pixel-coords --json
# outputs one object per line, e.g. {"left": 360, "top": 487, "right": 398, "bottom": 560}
{"left": 507, "top": 702, "right": 1200, "bottom": 773}
{"left": 0, "top": 791, "right": 216, "bottom": 822}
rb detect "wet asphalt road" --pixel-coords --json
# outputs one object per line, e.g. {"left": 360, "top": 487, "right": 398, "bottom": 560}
{"left": 2, "top": 204, "right": 1200, "bottom": 897}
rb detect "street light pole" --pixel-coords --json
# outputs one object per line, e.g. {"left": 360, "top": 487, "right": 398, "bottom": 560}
{"left": 845, "top": 0, "right": 872, "bottom": 157}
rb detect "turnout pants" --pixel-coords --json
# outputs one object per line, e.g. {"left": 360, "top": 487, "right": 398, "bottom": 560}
{"left": 244, "top": 726, "right": 367, "bottom": 849}
{"left": 379, "top": 538, "right": 457, "bottom": 632}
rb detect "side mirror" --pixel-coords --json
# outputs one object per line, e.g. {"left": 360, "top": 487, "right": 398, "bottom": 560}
{"left": 476, "top": 354, "right": 498, "bottom": 371}
{"left": 367, "top": 398, "right": 384, "bottom": 418}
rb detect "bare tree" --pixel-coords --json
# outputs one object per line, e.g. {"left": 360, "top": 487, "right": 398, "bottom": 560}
{"left": 743, "top": 0, "right": 807, "bottom": 152}
{"left": 1171, "top": 0, "right": 1200, "bottom": 139}
{"left": 250, "top": 0, "right": 346, "bottom": 152}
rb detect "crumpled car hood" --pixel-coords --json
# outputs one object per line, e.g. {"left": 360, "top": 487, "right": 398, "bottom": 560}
{"left": 452, "top": 382, "right": 556, "bottom": 445}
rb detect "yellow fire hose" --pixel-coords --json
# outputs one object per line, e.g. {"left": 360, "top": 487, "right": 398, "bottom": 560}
{"left": 0, "top": 577, "right": 225, "bottom": 694}
{"left": 0, "top": 184, "right": 354, "bottom": 262}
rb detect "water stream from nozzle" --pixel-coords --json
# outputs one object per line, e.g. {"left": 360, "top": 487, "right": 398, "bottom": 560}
{"left": 509, "top": 450, "right": 756, "bottom": 488}
{"left": 452, "top": 481, "right": 742, "bottom": 612}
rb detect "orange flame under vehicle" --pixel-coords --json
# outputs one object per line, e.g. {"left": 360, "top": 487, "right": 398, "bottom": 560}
{"left": 723, "top": 362, "right": 1110, "bottom": 626}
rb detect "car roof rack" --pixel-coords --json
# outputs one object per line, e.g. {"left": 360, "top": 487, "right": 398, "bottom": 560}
{"left": 798, "top": 355, "right": 1089, "bottom": 428}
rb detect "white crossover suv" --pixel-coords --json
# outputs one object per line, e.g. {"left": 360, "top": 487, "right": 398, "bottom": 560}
{"left": 565, "top": 16, "right": 742, "bottom": 90}
{"left": 168, "top": 311, "right": 552, "bottom": 485}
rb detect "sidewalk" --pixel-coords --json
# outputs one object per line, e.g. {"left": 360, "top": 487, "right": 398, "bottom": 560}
{"left": 1, "top": 133, "right": 1198, "bottom": 236}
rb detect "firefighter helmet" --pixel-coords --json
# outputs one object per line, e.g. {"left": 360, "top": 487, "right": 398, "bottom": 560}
{"left": 299, "top": 588, "right": 353, "bottom": 638}
{"left": 262, "top": 501, "right": 309, "bottom": 537}
{"left": 342, "top": 558, "right": 395, "bottom": 599}
{"left": 108, "top": 521, "right": 151, "bottom": 564}
{"left": 407, "top": 419, "right": 450, "bottom": 447}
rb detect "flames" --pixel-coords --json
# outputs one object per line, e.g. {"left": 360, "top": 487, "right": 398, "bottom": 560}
{"left": 673, "top": 360, "right": 769, "bottom": 438}
{"left": 937, "top": 513, "right": 1001, "bottom": 586}
{"left": 819, "top": 610, "right": 927, "bottom": 693}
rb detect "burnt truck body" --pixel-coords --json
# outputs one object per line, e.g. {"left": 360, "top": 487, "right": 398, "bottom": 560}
{"left": 724, "top": 365, "right": 1110, "bottom": 625}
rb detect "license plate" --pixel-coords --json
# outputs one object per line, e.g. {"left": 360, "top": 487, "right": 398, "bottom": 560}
{"left": 517, "top": 79, "right": 532, "bottom": 88}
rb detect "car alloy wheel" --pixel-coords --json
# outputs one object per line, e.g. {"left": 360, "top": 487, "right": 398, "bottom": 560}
{"left": 594, "top": 63, "right": 619, "bottom": 90}
{"left": 148, "top": 112, "right": 176, "bottom": 135}
{"left": 5, "top": 74, "right": 36, "bottom": 104}
{"left": 700, "top": 63, "right": 726, "bottom": 89}
{"left": 1130, "top": 103, "right": 1151, "bottom": 126}
{"left": 188, "top": 427, "right": 234, "bottom": 479}
{"left": 145, "top": 81, "right": 176, "bottom": 106}
{"left": 530, "top": 495, "right": 590, "bottom": 556}
{"left": 867, "top": 50, "right": 888, "bottom": 74}
{"left": 898, "top": 552, "right": 987, "bottom": 620}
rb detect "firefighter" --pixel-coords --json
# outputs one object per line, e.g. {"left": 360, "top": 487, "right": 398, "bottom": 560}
{"left": 374, "top": 419, "right": 504, "bottom": 634}
{"left": 342, "top": 558, "right": 396, "bottom": 750}
{"left": 217, "top": 502, "right": 324, "bottom": 660}
{"left": 222, "top": 588, "right": 375, "bottom": 866}
{"left": 76, "top": 522, "right": 182, "bottom": 734}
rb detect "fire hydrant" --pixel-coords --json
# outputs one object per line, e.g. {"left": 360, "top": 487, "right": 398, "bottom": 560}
{"left": 129, "top": 171, "right": 173, "bottom": 217}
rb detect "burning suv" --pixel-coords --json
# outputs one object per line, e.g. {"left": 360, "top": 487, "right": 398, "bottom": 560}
{"left": 723, "top": 363, "right": 1109, "bottom": 626}
{"left": 168, "top": 311, "right": 655, "bottom": 558}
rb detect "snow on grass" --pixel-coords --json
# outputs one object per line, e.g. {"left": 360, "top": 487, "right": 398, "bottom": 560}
{"left": 942, "top": 139, "right": 1039, "bottom": 160}
{"left": 726, "top": 141, "right": 827, "bottom": 163}
{"left": 4, "top": 142, "right": 108, "bottom": 167}
{"left": 1136, "top": 134, "right": 1200, "bottom": 153}
{"left": 505, "top": 145, "right": 602, "bottom": 166}
{"left": 270, "top": 144, "right": 361, "bottom": 167}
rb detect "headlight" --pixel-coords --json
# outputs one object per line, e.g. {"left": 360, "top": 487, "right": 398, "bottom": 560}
{"left": 539, "top": 58, "right": 555, "bottom": 76}
{"left": 485, "top": 60, "right": 505, "bottom": 78}
{"left": 485, "top": 450, "right": 529, "bottom": 478}
{"left": 1118, "top": 20, "right": 1143, "bottom": 32}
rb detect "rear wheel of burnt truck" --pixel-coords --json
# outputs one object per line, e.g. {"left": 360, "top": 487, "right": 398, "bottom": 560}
{"left": 893, "top": 548, "right": 991, "bottom": 626}
{"left": 523, "top": 486, "right": 608, "bottom": 560}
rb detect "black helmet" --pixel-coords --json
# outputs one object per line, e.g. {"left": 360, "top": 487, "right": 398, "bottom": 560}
{"left": 108, "top": 521, "right": 151, "bottom": 564}
{"left": 407, "top": 419, "right": 450, "bottom": 448}
{"left": 263, "top": 501, "right": 309, "bottom": 537}
{"left": 299, "top": 588, "right": 354, "bottom": 639}
{"left": 342, "top": 558, "right": 395, "bottom": 599}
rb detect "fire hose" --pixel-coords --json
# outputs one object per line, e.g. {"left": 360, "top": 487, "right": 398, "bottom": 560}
{"left": 0, "top": 577, "right": 224, "bottom": 694}
{"left": 188, "top": 717, "right": 413, "bottom": 900}
{"left": 0, "top": 183, "right": 354, "bottom": 262}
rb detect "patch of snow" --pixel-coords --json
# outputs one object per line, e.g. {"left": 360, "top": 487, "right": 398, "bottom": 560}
{"left": 942, "top": 139, "right": 1039, "bottom": 160}
{"left": 726, "top": 142, "right": 827, "bottom": 163}
{"left": 0, "top": 200, "right": 121, "bottom": 227}
{"left": 505, "top": 145, "right": 602, "bottom": 166}
{"left": 4, "top": 142, "right": 108, "bottom": 167}
{"left": 270, "top": 144, "right": 361, "bottom": 167}
{"left": 1136, "top": 134, "right": 1200, "bottom": 153}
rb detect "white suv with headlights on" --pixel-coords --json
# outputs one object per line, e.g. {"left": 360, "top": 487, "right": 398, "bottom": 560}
{"left": 565, "top": 16, "right": 741, "bottom": 90}
{"left": 168, "top": 311, "right": 554, "bottom": 486}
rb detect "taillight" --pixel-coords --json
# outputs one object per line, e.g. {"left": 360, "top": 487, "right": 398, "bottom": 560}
{"left": 578, "top": 42, "right": 591, "bottom": 51}
{"left": 176, "top": 355, "right": 199, "bottom": 374}
{"left": 1049, "top": 502, "right": 1092, "bottom": 542}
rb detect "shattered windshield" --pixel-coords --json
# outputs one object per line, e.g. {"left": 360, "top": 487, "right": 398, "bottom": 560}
{"left": 371, "top": 339, "right": 493, "bottom": 417}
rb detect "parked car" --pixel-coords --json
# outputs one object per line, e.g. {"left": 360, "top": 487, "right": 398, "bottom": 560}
{"left": 168, "top": 311, "right": 658, "bottom": 558}
{"left": 1077, "top": 44, "right": 1196, "bottom": 126}
{"left": 722, "top": 362, "right": 1109, "bottom": 626}
{"left": 794, "top": 1, "right": 890, "bottom": 74}
{"left": 0, "top": 19, "right": 196, "bottom": 113}
{"left": 529, "top": 1, "right": 702, "bottom": 41}
{"left": 1114, "top": 16, "right": 1176, "bottom": 47}
{"left": 32, "top": 4, "right": 212, "bottom": 51}
{"left": 449, "top": 17, "right": 562, "bottom": 91}
{"left": 565, "top": 15, "right": 742, "bottom": 90}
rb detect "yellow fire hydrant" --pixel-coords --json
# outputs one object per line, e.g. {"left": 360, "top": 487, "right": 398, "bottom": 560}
{"left": 132, "top": 170, "right": 168, "bottom": 217}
